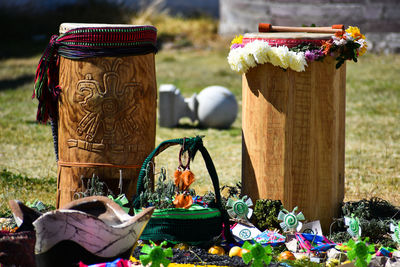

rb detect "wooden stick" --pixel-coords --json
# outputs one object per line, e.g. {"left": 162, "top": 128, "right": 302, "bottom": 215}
{"left": 259, "top": 23, "right": 344, "bottom": 33}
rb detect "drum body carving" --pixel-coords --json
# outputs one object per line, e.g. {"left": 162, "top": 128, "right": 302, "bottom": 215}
{"left": 57, "top": 54, "right": 156, "bottom": 207}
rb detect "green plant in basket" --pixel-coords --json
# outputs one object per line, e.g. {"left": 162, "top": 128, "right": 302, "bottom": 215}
{"left": 241, "top": 241, "right": 273, "bottom": 267}
{"left": 140, "top": 240, "right": 173, "bottom": 267}
{"left": 139, "top": 166, "right": 178, "bottom": 209}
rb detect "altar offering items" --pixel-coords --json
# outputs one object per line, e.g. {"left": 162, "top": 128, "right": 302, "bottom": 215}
{"left": 33, "top": 23, "right": 158, "bottom": 207}
{"left": 9, "top": 196, "right": 154, "bottom": 267}
{"left": 133, "top": 136, "right": 233, "bottom": 244}
{"left": 235, "top": 25, "right": 365, "bottom": 232}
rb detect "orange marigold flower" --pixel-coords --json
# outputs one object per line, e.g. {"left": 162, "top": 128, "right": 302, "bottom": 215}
{"left": 322, "top": 41, "right": 332, "bottom": 55}
{"left": 335, "top": 30, "right": 346, "bottom": 39}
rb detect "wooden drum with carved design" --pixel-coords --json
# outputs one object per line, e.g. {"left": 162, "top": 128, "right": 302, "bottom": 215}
{"left": 241, "top": 32, "right": 346, "bottom": 232}
{"left": 56, "top": 23, "right": 157, "bottom": 208}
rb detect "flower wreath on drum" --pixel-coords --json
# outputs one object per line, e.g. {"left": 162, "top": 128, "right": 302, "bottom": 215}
{"left": 227, "top": 26, "right": 367, "bottom": 74}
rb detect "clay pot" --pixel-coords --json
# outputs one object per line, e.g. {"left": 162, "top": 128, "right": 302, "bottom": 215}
{"left": 10, "top": 196, "right": 154, "bottom": 267}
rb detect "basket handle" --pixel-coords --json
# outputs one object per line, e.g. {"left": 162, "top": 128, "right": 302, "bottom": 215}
{"left": 132, "top": 136, "right": 234, "bottom": 242}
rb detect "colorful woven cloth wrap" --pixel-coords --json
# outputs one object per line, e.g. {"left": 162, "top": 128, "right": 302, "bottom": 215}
{"left": 296, "top": 233, "right": 336, "bottom": 252}
{"left": 78, "top": 258, "right": 132, "bottom": 267}
{"left": 33, "top": 25, "right": 157, "bottom": 123}
{"left": 254, "top": 230, "right": 286, "bottom": 247}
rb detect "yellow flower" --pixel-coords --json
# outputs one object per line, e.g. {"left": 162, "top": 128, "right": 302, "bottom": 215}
{"left": 230, "top": 35, "right": 243, "bottom": 48}
{"left": 358, "top": 39, "right": 368, "bottom": 56}
{"left": 345, "top": 26, "right": 365, "bottom": 40}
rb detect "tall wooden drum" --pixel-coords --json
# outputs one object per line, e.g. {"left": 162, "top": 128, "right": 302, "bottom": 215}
{"left": 56, "top": 23, "right": 157, "bottom": 208}
{"left": 241, "top": 32, "right": 346, "bottom": 231}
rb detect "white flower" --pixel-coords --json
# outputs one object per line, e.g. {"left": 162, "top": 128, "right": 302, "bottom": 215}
{"left": 276, "top": 46, "right": 290, "bottom": 69}
{"left": 356, "top": 38, "right": 366, "bottom": 48}
{"left": 288, "top": 51, "right": 307, "bottom": 72}
{"left": 266, "top": 46, "right": 290, "bottom": 69}
{"left": 242, "top": 45, "right": 257, "bottom": 69}
{"left": 267, "top": 47, "right": 282, "bottom": 67}
{"left": 245, "top": 40, "right": 270, "bottom": 64}
{"left": 227, "top": 47, "right": 247, "bottom": 73}
{"left": 332, "top": 35, "right": 347, "bottom": 46}
{"left": 344, "top": 32, "right": 354, "bottom": 41}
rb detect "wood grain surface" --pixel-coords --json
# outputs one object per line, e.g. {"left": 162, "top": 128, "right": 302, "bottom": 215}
{"left": 57, "top": 54, "right": 157, "bottom": 208}
{"left": 241, "top": 57, "right": 345, "bottom": 231}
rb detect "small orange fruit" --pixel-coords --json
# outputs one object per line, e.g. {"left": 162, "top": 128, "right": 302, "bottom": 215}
{"left": 238, "top": 248, "right": 250, "bottom": 257}
{"left": 229, "top": 246, "right": 242, "bottom": 257}
{"left": 208, "top": 245, "right": 225, "bottom": 255}
{"left": 278, "top": 251, "right": 296, "bottom": 261}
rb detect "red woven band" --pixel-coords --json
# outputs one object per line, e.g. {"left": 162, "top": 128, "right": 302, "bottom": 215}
{"left": 242, "top": 38, "right": 329, "bottom": 48}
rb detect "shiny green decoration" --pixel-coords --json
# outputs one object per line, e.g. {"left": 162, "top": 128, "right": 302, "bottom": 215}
{"left": 242, "top": 241, "right": 272, "bottom": 267}
{"left": 345, "top": 214, "right": 361, "bottom": 238}
{"left": 226, "top": 195, "right": 253, "bottom": 220}
{"left": 277, "top": 206, "right": 305, "bottom": 232}
{"left": 140, "top": 241, "right": 173, "bottom": 267}
{"left": 346, "top": 238, "right": 375, "bottom": 267}
{"left": 390, "top": 222, "right": 400, "bottom": 245}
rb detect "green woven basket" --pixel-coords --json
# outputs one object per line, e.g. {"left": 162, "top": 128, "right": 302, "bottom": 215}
{"left": 133, "top": 136, "right": 232, "bottom": 244}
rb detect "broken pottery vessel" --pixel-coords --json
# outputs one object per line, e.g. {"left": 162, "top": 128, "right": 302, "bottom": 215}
{"left": 9, "top": 196, "right": 154, "bottom": 267}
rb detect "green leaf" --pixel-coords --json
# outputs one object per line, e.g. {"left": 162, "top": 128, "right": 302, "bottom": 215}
{"left": 161, "top": 258, "right": 171, "bottom": 267}
{"left": 252, "top": 259, "right": 264, "bottom": 267}
{"left": 141, "top": 244, "right": 152, "bottom": 254}
{"left": 348, "top": 249, "right": 356, "bottom": 261}
{"left": 140, "top": 254, "right": 151, "bottom": 265}
{"left": 242, "top": 241, "right": 253, "bottom": 250}
{"left": 263, "top": 254, "right": 272, "bottom": 265}
{"left": 164, "top": 247, "right": 173, "bottom": 258}
{"left": 242, "top": 251, "right": 253, "bottom": 264}
{"left": 150, "top": 259, "right": 161, "bottom": 267}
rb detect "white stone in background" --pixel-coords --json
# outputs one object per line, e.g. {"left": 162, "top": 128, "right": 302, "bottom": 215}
{"left": 158, "top": 84, "right": 238, "bottom": 129}
{"left": 196, "top": 86, "right": 238, "bottom": 129}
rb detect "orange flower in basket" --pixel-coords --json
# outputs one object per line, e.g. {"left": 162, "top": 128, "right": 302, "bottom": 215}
{"left": 181, "top": 170, "right": 195, "bottom": 191}
{"left": 174, "top": 169, "right": 183, "bottom": 190}
{"left": 173, "top": 194, "right": 193, "bottom": 209}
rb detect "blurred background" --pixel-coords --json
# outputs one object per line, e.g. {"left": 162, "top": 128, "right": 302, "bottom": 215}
{"left": 0, "top": 0, "right": 399, "bottom": 214}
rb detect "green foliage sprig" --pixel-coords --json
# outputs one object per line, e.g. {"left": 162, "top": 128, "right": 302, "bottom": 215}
{"left": 290, "top": 43, "right": 321, "bottom": 54}
{"left": 139, "top": 166, "right": 176, "bottom": 209}
{"left": 332, "top": 41, "right": 361, "bottom": 69}
{"left": 252, "top": 199, "right": 283, "bottom": 231}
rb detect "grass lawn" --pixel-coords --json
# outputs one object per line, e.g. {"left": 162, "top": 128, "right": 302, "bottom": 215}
{"left": 1, "top": 43, "right": 399, "bottom": 216}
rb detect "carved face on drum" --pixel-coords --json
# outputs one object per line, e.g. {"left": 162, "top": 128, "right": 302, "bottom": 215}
{"left": 73, "top": 59, "right": 144, "bottom": 146}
